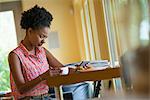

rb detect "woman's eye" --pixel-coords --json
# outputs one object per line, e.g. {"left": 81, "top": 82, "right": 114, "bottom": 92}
{"left": 40, "top": 35, "right": 43, "bottom": 38}
{"left": 40, "top": 35, "right": 47, "bottom": 39}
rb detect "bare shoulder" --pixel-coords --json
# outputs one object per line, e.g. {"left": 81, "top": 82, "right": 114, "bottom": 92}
{"left": 8, "top": 51, "right": 18, "bottom": 60}
{"left": 43, "top": 47, "right": 48, "bottom": 52}
{"left": 8, "top": 51, "right": 21, "bottom": 69}
{"left": 43, "top": 47, "right": 52, "bottom": 55}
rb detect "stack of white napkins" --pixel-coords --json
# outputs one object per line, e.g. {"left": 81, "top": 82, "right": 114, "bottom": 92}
{"left": 88, "top": 60, "right": 109, "bottom": 67}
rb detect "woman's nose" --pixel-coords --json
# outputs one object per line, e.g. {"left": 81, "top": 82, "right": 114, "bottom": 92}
{"left": 41, "top": 40, "right": 45, "bottom": 44}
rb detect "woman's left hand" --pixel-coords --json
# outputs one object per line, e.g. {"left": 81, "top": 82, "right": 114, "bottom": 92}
{"left": 68, "top": 67, "right": 76, "bottom": 74}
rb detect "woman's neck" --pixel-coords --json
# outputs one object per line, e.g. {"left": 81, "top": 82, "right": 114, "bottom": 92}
{"left": 22, "top": 37, "right": 34, "bottom": 51}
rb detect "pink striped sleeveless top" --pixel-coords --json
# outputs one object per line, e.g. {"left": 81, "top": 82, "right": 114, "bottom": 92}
{"left": 10, "top": 42, "right": 49, "bottom": 99}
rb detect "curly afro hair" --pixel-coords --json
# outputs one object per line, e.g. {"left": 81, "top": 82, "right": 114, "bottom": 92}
{"left": 20, "top": 5, "right": 53, "bottom": 30}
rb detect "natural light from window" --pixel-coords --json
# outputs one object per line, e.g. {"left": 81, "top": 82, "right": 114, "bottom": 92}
{"left": 0, "top": 11, "right": 17, "bottom": 92}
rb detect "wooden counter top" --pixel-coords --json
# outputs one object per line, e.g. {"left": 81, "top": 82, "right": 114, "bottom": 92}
{"left": 47, "top": 67, "right": 121, "bottom": 87}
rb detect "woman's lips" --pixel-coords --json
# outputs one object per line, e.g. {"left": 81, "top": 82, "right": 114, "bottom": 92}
{"left": 38, "top": 43, "right": 43, "bottom": 46}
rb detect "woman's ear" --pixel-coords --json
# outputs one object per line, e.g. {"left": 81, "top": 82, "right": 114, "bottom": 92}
{"left": 26, "top": 28, "right": 32, "bottom": 35}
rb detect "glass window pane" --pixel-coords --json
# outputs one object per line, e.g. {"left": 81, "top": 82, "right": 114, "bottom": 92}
{"left": 0, "top": 11, "right": 17, "bottom": 92}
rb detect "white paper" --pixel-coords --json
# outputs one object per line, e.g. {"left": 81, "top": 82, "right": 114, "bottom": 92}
{"left": 60, "top": 67, "right": 69, "bottom": 75}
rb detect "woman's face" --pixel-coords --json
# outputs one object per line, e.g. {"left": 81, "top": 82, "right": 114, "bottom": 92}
{"left": 28, "top": 27, "right": 49, "bottom": 47}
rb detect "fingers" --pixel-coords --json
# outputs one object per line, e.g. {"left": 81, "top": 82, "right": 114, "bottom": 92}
{"left": 49, "top": 68, "right": 62, "bottom": 76}
{"left": 68, "top": 67, "right": 76, "bottom": 74}
{"left": 75, "top": 65, "right": 92, "bottom": 71}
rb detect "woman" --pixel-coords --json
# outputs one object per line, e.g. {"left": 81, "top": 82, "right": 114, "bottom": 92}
{"left": 8, "top": 5, "right": 89, "bottom": 100}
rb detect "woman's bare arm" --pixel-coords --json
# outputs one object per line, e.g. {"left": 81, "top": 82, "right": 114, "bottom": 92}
{"left": 44, "top": 48, "right": 63, "bottom": 68}
{"left": 44, "top": 48, "right": 76, "bottom": 74}
{"left": 8, "top": 52, "right": 48, "bottom": 94}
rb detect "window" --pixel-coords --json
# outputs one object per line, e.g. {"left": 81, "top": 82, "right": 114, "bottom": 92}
{"left": 82, "top": 0, "right": 95, "bottom": 60}
{"left": 0, "top": 11, "right": 17, "bottom": 92}
{"left": 102, "top": 0, "right": 149, "bottom": 92}
{"left": 80, "top": 9, "right": 90, "bottom": 60}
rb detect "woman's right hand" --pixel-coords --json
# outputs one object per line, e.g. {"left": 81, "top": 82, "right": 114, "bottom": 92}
{"left": 40, "top": 67, "right": 62, "bottom": 80}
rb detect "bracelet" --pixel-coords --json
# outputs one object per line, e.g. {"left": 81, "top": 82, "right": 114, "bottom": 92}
{"left": 39, "top": 76, "right": 43, "bottom": 81}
